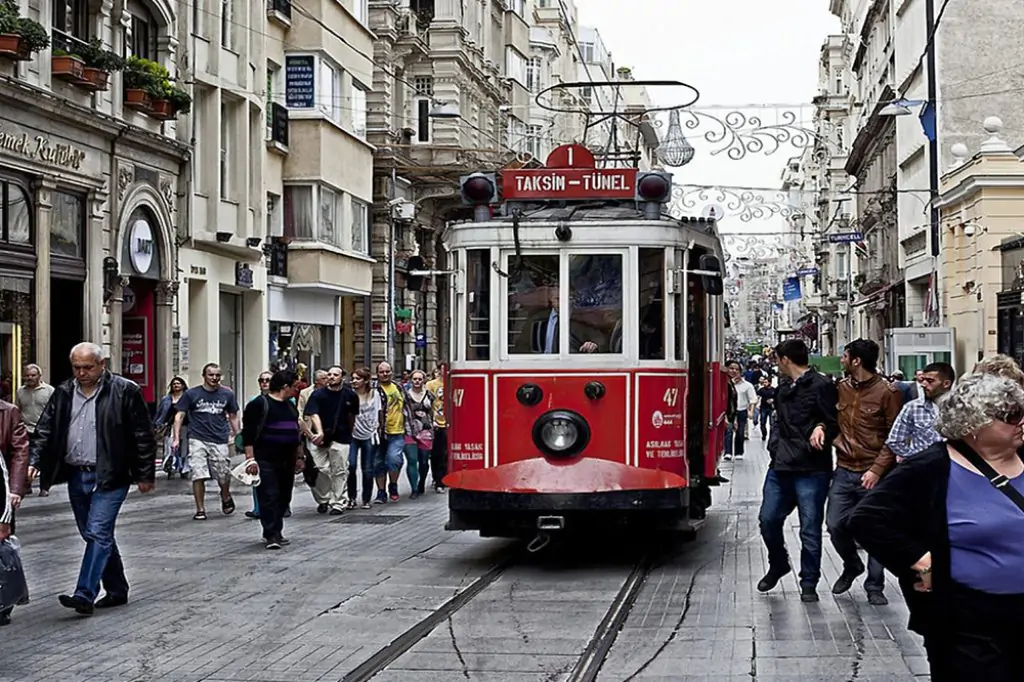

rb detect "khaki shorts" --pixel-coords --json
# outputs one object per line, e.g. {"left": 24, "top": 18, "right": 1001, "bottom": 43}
{"left": 188, "top": 440, "right": 231, "bottom": 483}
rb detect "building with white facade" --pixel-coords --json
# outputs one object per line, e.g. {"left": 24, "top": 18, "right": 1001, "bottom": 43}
{"left": 0, "top": 0, "right": 189, "bottom": 407}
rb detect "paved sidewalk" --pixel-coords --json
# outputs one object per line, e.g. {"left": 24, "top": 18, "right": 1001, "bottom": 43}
{"left": 1, "top": 437, "right": 928, "bottom": 681}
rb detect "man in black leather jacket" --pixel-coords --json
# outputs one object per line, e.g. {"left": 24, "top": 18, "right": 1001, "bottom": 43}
{"left": 28, "top": 342, "right": 155, "bottom": 616}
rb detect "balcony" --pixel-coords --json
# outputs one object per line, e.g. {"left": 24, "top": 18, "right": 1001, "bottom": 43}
{"left": 286, "top": 242, "right": 372, "bottom": 294}
{"left": 266, "top": 102, "right": 289, "bottom": 155}
{"left": 50, "top": 30, "right": 119, "bottom": 92}
{"left": 266, "top": 0, "right": 291, "bottom": 28}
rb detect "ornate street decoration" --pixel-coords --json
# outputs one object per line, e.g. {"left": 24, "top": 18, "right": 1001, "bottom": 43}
{"left": 655, "top": 108, "right": 831, "bottom": 161}
{"left": 671, "top": 185, "right": 816, "bottom": 223}
{"left": 659, "top": 109, "right": 695, "bottom": 168}
{"left": 722, "top": 235, "right": 783, "bottom": 260}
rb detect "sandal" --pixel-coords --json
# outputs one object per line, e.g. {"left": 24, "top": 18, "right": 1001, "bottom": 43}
{"left": 193, "top": 511, "right": 208, "bottom": 520}
{"left": 221, "top": 496, "right": 235, "bottom": 515}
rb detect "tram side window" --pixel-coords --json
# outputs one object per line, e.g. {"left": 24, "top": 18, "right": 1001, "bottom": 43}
{"left": 466, "top": 249, "right": 491, "bottom": 360}
{"left": 638, "top": 248, "right": 665, "bottom": 360}
{"left": 507, "top": 254, "right": 560, "bottom": 354}
{"left": 569, "top": 254, "right": 623, "bottom": 354}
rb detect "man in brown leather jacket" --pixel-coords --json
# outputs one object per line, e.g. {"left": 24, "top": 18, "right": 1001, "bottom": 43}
{"left": 0, "top": 396, "right": 30, "bottom": 625}
{"left": 829, "top": 339, "right": 903, "bottom": 606}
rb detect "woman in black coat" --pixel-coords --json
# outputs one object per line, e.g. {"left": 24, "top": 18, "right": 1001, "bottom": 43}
{"left": 849, "top": 372, "right": 1024, "bottom": 682}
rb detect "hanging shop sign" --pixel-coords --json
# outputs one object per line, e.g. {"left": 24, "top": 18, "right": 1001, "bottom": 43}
{"left": 128, "top": 220, "right": 154, "bottom": 275}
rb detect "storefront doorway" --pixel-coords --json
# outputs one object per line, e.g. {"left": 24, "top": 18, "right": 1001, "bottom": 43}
{"left": 219, "top": 292, "right": 242, "bottom": 394}
{"left": 49, "top": 278, "right": 84, "bottom": 386}
{"left": 121, "top": 207, "right": 162, "bottom": 406}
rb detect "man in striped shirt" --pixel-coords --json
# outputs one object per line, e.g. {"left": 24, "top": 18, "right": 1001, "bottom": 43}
{"left": 885, "top": 362, "right": 955, "bottom": 461}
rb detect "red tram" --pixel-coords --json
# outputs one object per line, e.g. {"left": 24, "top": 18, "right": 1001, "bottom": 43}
{"left": 441, "top": 144, "right": 729, "bottom": 542}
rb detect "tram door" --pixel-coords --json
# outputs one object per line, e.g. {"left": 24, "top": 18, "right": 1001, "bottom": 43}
{"left": 685, "top": 249, "right": 711, "bottom": 517}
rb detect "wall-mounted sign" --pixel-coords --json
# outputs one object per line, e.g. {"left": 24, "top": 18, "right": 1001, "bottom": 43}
{"left": 235, "top": 262, "right": 254, "bottom": 288}
{"left": 827, "top": 231, "right": 864, "bottom": 244}
{"left": 796, "top": 267, "right": 819, "bottom": 277}
{"left": 122, "top": 316, "right": 149, "bottom": 387}
{"left": 782, "top": 277, "right": 802, "bottom": 302}
{"left": 128, "top": 220, "right": 154, "bottom": 274}
{"left": 285, "top": 55, "right": 315, "bottom": 109}
{"left": 0, "top": 123, "right": 87, "bottom": 170}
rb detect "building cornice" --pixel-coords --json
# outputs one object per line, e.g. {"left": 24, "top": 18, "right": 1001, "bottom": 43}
{"left": 936, "top": 174, "right": 1024, "bottom": 210}
{"left": 0, "top": 77, "right": 191, "bottom": 162}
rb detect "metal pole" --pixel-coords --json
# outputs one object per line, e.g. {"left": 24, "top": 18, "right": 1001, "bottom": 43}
{"left": 386, "top": 166, "right": 397, "bottom": 367}
{"left": 926, "top": 0, "right": 942, "bottom": 325}
{"left": 846, "top": 244, "right": 853, "bottom": 344}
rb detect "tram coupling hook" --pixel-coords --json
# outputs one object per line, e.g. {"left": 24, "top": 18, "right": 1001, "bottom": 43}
{"left": 527, "top": 531, "right": 551, "bottom": 554}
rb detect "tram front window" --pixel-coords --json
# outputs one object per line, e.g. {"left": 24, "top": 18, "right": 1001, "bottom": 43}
{"left": 508, "top": 255, "right": 561, "bottom": 354}
{"left": 569, "top": 254, "right": 622, "bottom": 354}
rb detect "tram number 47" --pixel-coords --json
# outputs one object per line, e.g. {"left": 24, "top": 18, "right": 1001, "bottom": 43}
{"left": 451, "top": 388, "right": 465, "bottom": 407}
{"left": 663, "top": 388, "right": 679, "bottom": 408}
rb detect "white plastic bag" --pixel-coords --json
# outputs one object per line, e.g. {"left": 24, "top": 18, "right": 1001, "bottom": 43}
{"left": 230, "top": 460, "right": 260, "bottom": 487}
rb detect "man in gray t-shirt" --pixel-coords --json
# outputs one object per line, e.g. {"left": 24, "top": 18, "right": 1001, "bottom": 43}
{"left": 173, "top": 363, "right": 240, "bottom": 520}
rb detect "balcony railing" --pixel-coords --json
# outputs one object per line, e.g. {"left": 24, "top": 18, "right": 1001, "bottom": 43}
{"left": 266, "top": 0, "right": 292, "bottom": 25}
{"left": 267, "top": 102, "right": 289, "bottom": 150}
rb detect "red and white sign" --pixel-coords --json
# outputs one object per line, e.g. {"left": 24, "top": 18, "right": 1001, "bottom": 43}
{"left": 501, "top": 168, "right": 638, "bottom": 200}
{"left": 449, "top": 374, "right": 488, "bottom": 472}
{"left": 635, "top": 373, "right": 687, "bottom": 476}
{"left": 545, "top": 144, "right": 595, "bottom": 169}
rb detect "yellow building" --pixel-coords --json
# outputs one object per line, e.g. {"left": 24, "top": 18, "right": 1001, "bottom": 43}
{"left": 936, "top": 117, "right": 1024, "bottom": 372}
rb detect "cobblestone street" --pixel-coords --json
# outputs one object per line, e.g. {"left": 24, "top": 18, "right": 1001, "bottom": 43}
{"left": 2, "top": 439, "right": 928, "bottom": 682}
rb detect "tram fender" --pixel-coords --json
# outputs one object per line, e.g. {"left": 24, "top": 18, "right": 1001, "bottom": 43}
{"left": 442, "top": 456, "right": 688, "bottom": 494}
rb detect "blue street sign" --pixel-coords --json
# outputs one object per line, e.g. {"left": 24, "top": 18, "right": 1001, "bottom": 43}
{"left": 796, "top": 267, "right": 819, "bottom": 277}
{"left": 782, "top": 277, "right": 802, "bottom": 302}
{"left": 827, "top": 232, "right": 864, "bottom": 243}
{"left": 415, "top": 333, "right": 427, "bottom": 349}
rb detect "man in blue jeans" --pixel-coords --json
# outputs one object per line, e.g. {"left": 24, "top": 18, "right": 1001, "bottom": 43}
{"left": 29, "top": 342, "right": 156, "bottom": 616}
{"left": 757, "top": 339, "right": 839, "bottom": 603}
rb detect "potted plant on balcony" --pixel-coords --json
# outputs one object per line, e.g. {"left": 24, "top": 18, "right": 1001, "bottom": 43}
{"left": 123, "top": 55, "right": 166, "bottom": 110}
{"left": 77, "top": 38, "right": 123, "bottom": 91}
{"left": 148, "top": 81, "right": 191, "bottom": 120}
{"left": 51, "top": 46, "right": 85, "bottom": 82}
{"left": 0, "top": 0, "right": 49, "bottom": 61}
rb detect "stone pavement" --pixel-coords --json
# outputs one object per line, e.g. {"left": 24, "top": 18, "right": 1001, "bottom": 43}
{"left": 0, "top": 438, "right": 928, "bottom": 682}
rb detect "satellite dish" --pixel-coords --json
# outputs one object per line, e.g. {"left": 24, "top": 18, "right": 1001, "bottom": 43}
{"left": 702, "top": 204, "right": 724, "bottom": 220}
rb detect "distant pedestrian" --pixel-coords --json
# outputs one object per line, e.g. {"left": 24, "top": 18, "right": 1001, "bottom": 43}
{"left": 242, "top": 371, "right": 273, "bottom": 519}
{"left": 305, "top": 366, "right": 358, "bottom": 514}
{"left": 425, "top": 364, "right": 448, "bottom": 493}
{"left": 241, "top": 371, "right": 303, "bottom": 550}
{"left": 725, "top": 361, "right": 757, "bottom": 460}
{"left": 15, "top": 364, "right": 53, "bottom": 496}
{"left": 29, "top": 342, "right": 156, "bottom": 615}
{"left": 347, "top": 368, "right": 381, "bottom": 509}
{"left": 756, "top": 376, "right": 776, "bottom": 440}
{"left": 153, "top": 377, "right": 190, "bottom": 478}
{"left": 172, "top": 363, "right": 240, "bottom": 520}
{"left": 0, "top": 393, "right": 29, "bottom": 625}
{"left": 757, "top": 339, "right": 839, "bottom": 603}
{"left": 402, "top": 370, "right": 435, "bottom": 499}
{"left": 375, "top": 362, "right": 407, "bottom": 503}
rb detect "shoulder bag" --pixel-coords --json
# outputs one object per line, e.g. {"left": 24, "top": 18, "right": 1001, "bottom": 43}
{"left": 948, "top": 439, "right": 1024, "bottom": 514}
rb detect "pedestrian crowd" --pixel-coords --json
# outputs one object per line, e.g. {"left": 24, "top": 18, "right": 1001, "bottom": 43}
{"left": 0, "top": 341, "right": 448, "bottom": 628}
{"left": 727, "top": 337, "right": 1024, "bottom": 681}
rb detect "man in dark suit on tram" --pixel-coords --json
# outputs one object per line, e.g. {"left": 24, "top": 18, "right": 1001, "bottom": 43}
{"left": 512, "top": 287, "right": 602, "bottom": 354}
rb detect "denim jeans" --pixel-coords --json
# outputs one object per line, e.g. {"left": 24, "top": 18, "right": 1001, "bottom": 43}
{"left": 404, "top": 443, "right": 431, "bottom": 494}
{"left": 759, "top": 410, "right": 774, "bottom": 439}
{"left": 347, "top": 439, "right": 375, "bottom": 504}
{"left": 374, "top": 435, "right": 405, "bottom": 477}
{"left": 827, "top": 467, "right": 886, "bottom": 592}
{"left": 67, "top": 469, "right": 130, "bottom": 602}
{"left": 725, "top": 412, "right": 748, "bottom": 456}
{"left": 758, "top": 468, "right": 830, "bottom": 589}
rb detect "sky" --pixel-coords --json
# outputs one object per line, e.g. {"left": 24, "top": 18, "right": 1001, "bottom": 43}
{"left": 576, "top": 0, "right": 841, "bottom": 242}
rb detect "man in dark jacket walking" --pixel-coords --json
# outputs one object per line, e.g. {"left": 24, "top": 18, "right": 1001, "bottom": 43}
{"left": 28, "top": 342, "right": 155, "bottom": 616}
{"left": 757, "top": 339, "right": 839, "bottom": 603}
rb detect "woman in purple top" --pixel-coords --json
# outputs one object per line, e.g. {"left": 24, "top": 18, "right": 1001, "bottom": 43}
{"left": 851, "top": 372, "right": 1024, "bottom": 681}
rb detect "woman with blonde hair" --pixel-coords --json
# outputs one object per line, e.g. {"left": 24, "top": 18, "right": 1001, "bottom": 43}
{"left": 851, "top": 372, "right": 1024, "bottom": 680}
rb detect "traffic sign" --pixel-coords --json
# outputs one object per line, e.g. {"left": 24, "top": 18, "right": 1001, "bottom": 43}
{"left": 796, "top": 267, "right": 819, "bottom": 277}
{"left": 545, "top": 144, "right": 595, "bottom": 169}
{"left": 501, "top": 168, "right": 638, "bottom": 201}
{"left": 827, "top": 232, "right": 864, "bottom": 243}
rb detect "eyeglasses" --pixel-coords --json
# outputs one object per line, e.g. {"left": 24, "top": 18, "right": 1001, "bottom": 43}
{"left": 259, "top": 378, "right": 271, "bottom": 383}
{"left": 998, "top": 407, "right": 1024, "bottom": 425}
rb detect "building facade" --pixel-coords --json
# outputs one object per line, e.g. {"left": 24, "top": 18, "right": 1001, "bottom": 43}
{"left": 271, "top": 0, "right": 375, "bottom": 376}
{"left": 0, "top": 0, "right": 189, "bottom": 406}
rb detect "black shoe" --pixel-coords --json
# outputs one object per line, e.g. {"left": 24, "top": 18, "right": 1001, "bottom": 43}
{"left": 284, "top": 508, "right": 292, "bottom": 518}
{"left": 316, "top": 503, "right": 329, "bottom": 514}
{"left": 867, "top": 591, "right": 888, "bottom": 606}
{"left": 265, "top": 539, "right": 282, "bottom": 550}
{"left": 244, "top": 510, "right": 259, "bottom": 519}
{"left": 800, "top": 586, "right": 819, "bottom": 603}
{"left": 832, "top": 565, "right": 865, "bottom": 595}
{"left": 0, "top": 611, "right": 10, "bottom": 626}
{"left": 95, "top": 595, "right": 128, "bottom": 609}
{"left": 275, "top": 535, "right": 291, "bottom": 546}
{"left": 58, "top": 594, "right": 94, "bottom": 615}
{"left": 756, "top": 565, "right": 792, "bottom": 593}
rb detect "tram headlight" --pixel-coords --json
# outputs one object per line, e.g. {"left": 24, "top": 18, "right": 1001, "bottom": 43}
{"left": 532, "top": 410, "right": 590, "bottom": 458}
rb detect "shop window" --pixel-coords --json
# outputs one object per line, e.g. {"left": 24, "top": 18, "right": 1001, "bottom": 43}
{"left": 51, "top": 192, "right": 85, "bottom": 259}
{"left": 0, "top": 276, "right": 34, "bottom": 400}
{"left": 0, "top": 181, "right": 31, "bottom": 247}
{"left": 465, "top": 249, "right": 490, "bottom": 360}
{"left": 569, "top": 254, "right": 622, "bottom": 354}
{"left": 507, "top": 254, "right": 559, "bottom": 354}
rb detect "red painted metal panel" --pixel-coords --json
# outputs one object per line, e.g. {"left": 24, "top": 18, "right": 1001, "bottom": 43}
{"left": 449, "top": 373, "right": 488, "bottom": 474}
{"left": 635, "top": 373, "right": 687, "bottom": 479}
{"left": 704, "top": 361, "right": 729, "bottom": 478}
{"left": 445, "top": 455, "right": 687, "bottom": 494}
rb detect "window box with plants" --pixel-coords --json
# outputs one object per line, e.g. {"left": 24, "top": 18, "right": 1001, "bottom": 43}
{"left": 0, "top": 0, "right": 49, "bottom": 61}
{"left": 148, "top": 82, "right": 191, "bottom": 120}
{"left": 123, "top": 55, "right": 166, "bottom": 111}
{"left": 76, "top": 39, "right": 123, "bottom": 91}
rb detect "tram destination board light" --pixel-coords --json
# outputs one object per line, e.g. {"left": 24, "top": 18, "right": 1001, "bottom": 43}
{"left": 501, "top": 168, "right": 638, "bottom": 201}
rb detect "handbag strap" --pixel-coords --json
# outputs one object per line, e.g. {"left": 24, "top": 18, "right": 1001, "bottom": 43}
{"left": 948, "top": 439, "right": 1024, "bottom": 514}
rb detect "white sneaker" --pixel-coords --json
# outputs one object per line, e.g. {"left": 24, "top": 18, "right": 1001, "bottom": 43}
{"left": 724, "top": 454, "right": 733, "bottom": 461}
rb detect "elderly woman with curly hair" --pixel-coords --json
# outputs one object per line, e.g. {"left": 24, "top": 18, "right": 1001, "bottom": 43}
{"left": 850, "top": 372, "right": 1024, "bottom": 681}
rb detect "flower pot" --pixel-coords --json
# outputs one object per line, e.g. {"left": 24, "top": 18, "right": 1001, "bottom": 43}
{"left": 79, "top": 66, "right": 110, "bottom": 91}
{"left": 124, "top": 88, "right": 152, "bottom": 111}
{"left": 148, "top": 98, "right": 177, "bottom": 120}
{"left": 0, "top": 34, "right": 30, "bottom": 61}
{"left": 52, "top": 55, "right": 86, "bottom": 82}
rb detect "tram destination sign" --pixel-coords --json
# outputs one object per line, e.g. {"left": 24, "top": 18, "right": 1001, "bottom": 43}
{"left": 501, "top": 167, "right": 638, "bottom": 201}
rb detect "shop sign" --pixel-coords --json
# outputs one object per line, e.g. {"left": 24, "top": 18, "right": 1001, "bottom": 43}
{"left": 285, "top": 56, "right": 315, "bottom": 108}
{"left": 235, "top": 262, "right": 254, "bottom": 288}
{"left": 415, "top": 333, "right": 426, "bottom": 349}
{"left": 0, "top": 122, "right": 87, "bottom": 171}
{"left": 122, "top": 316, "right": 149, "bottom": 387}
{"left": 128, "top": 220, "right": 154, "bottom": 274}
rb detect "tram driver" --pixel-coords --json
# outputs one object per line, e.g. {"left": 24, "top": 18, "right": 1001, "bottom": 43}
{"left": 513, "top": 286, "right": 601, "bottom": 354}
